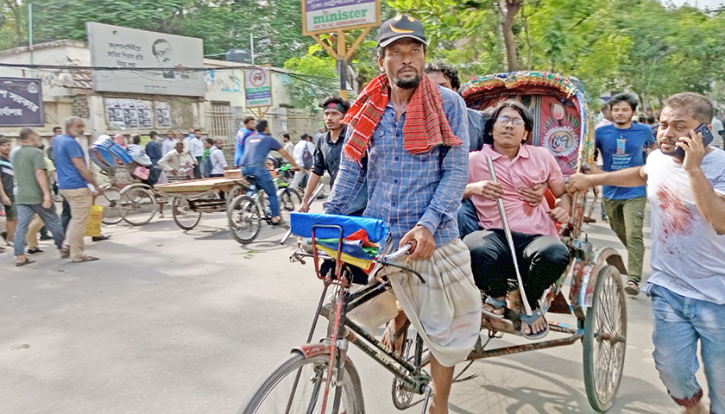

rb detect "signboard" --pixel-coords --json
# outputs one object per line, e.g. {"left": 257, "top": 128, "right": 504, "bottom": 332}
{"left": 245, "top": 66, "right": 273, "bottom": 108}
{"left": 303, "top": 0, "right": 380, "bottom": 35}
{"left": 87, "top": 22, "right": 205, "bottom": 97}
{"left": 0, "top": 78, "right": 43, "bottom": 127}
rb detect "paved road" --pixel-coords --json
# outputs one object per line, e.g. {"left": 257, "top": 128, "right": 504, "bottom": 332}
{"left": 0, "top": 204, "right": 707, "bottom": 413}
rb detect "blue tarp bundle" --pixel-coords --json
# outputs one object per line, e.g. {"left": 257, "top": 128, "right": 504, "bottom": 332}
{"left": 290, "top": 213, "right": 389, "bottom": 244}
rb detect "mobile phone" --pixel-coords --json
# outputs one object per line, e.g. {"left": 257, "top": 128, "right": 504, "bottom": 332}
{"left": 673, "top": 123, "right": 714, "bottom": 160}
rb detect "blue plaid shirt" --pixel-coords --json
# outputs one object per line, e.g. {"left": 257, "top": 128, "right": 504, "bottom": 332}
{"left": 324, "top": 86, "right": 470, "bottom": 248}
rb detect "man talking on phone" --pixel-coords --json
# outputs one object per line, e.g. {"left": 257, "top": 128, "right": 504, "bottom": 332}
{"left": 568, "top": 92, "right": 725, "bottom": 414}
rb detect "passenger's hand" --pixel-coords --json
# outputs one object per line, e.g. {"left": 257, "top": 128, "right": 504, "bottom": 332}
{"left": 42, "top": 194, "right": 52, "bottom": 209}
{"left": 400, "top": 225, "right": 435, "bottom": 261}
{"left": 518, "top": 182, "right": 547, "bottom": 207}
{"left": 679, "top": 128, "right": 706, "bottom": 172}
{"left": 549, "top": 206, "right": 570, "bottom": 225}
{"left": 1, "top": 194, "right": 10, "bottom": 205}
{"left": 566, "top": 173, "right": 592, "bottom": 194}
{"left": 468, "top": 180, "right": 503, "bottom": 201}
{"left": 298, "top": 201, "right": 310, "bottom": 213}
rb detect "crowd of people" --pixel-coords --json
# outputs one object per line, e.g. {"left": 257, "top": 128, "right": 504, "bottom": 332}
{"left": 2, "top": 13, "right": 723, "bottom": 414}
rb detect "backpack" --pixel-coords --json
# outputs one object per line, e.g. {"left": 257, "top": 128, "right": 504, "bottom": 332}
{"left": 302, "top": 142, "right": 313, "bottom": 169}
{"left": 200, "top": 154, "right": 213, "bottom": 178}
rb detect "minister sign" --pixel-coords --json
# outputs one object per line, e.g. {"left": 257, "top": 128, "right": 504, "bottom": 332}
{"left": 303, "top": 0, "right": 380, "bottom": 35}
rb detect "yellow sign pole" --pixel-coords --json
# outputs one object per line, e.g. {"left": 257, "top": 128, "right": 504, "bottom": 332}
{"left": 337, "top": 31, "right": 348, "bottom": 100}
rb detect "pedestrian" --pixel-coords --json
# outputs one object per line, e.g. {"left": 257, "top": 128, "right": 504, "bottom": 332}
{"left": 290, "top": 133, "right": 315, "bottom": 190}
{"left": 239, "top": 120, "right": 299, "bottom": 226}
{"left": 595, "top": 103, "right": 613, "bottom": 129}
{"left": 299, "top": 96, "right": 367, "bottom": 216}
{"left": 161, "top": 130, "right": 177, "bottom": 155}
{"left": 234, "top": 117, "right": 256, "bottom": 168}
{"left": 595, "top": 93, "right": 656, "bottom": 296}
{"left": 324, "top": 15, "right": 480, "bottom": 414}
{"left": 185, "top": 128, "right": 204, "bottom": 178}
{"left": 53, "top": 116, "right": 103, "bottom": 263}
{"left": 282, "top": 133, "right": 294, "bottom": 155}
{"left": 568, "top": 92, "right": 725, "bottom": 414}
{"left": 11, "top": 128, "right": 65, "bottom": 266}
{"left": 47, "top": 126, "right": 62, "bottom": 162}
{"left": 0, "top": 136, "right": 16, "bottom": 247}
{"left": 209, "top": 139, "right": 228, "bottom": 178}
{"left": 158, "top": 141, "right": 194, "bottom": 177}
{"left": 145, "top": 130, "right": 162, "bottom": 165}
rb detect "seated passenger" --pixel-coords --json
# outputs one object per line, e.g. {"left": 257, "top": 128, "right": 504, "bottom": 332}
{"left": 462, "top": 100, "right": 571, "bottom": 339}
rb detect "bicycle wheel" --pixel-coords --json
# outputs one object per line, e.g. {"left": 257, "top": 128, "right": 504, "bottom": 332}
{"left": 99, "top": 186, "right": 123, "bottom": 225}
{"left": 172, "top": 197, "right": 202, "bottom": 230}
{"left": 228, "top": 195, "right": 262, "bottom": 244}
{"left": 120, "top": 184, "right": 157, "bottom": 226}
{"left": 238, "top": 351, "right": 364, "bottom": 414}
{"left": 277, "top": 188, "right": 302, "bottom": 223}
{"left": 583, "top": 265, "right": 627, "bottom": 412}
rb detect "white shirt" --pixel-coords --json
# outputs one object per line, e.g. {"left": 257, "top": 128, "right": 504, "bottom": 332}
{"left": 209, "top": 146, "right": 227, "bottom": 175}
{"left": 293, "top": 140, "right": 315, "bottom": 166}
{"left": 158, "top": 149, "right": 194, "bottom": 173}
{"left": 185, "top": 136, "right": 204, "bottom": 158}
{"left": 161, "top": 138, "right": 177, "bottom": 156}
{"left": 283, "top": 142, "right": 294, "bottom": 155}
{"left": 643, "top": 149, "right": 725, "bottom": 304}
{"left": 711, "top": 117, "right": 723, "bottom": 149}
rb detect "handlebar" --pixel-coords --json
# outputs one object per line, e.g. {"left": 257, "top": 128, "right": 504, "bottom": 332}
{"left": 380, "top": 243, "right": 413, "bottom": 262}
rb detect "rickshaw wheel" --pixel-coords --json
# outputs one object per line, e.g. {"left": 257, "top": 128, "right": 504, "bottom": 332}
{"left": 228, "top": 195, "right": 262, "bottom": 244}
{"left": 172, "top": 197, "right": 202, "bottom": 230}
{"left": 583, "top": 265, "right": 627, "bottom": 412}
{"left": 391, "top": 337, "right": 415, "bottom": 410}
{"left": 120, "top": 184, "right": 157, "bottom": 226}
{"left": 100, "top": 186, "right": 123, "bottom": 225}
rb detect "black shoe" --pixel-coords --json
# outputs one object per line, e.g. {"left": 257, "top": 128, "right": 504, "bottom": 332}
{"left": 27, "top": 248, "right": 44, "bottom": 255}
{"left": 39, "top": 234, "right": 53, "bottom": 241}
{"left": 92, "top": 235, "right": 111, "bottom": 242}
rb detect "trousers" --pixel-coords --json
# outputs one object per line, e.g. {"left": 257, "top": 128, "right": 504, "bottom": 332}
{"left": 60, "top": 188, "right": 93, "bottom": 261}
{"left": 13, "top": 204, "right": 64, "bottom": 256}
{"left": 603, "top": 197, "right": 646, "bottom": 282}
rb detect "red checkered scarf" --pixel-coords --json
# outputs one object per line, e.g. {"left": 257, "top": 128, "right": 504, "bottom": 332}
{"left": 342, "top": 73, "right": 462, "bottom": 162}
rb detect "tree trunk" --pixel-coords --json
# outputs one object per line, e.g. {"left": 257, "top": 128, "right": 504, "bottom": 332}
{"left": 499, "top": 0, "right": 522, "bottom": 72}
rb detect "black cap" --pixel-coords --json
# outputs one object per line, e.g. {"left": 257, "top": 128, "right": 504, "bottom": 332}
{"left": 377, "top": 14, "right": 427, "bottom": 48}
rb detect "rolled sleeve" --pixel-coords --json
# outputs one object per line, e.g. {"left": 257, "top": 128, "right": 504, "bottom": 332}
{"left": 324, "top": 129, "right": 366, "bottom": 215}
{"left": 312, "top": 145, "right": 326, "bottom": 177}
{"left": 417, "top": 94, "right": 470, "bottom": 237}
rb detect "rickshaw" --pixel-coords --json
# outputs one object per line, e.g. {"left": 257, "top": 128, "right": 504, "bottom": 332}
{"left": 237, "top": 72, "right": 627, "bottom": 414}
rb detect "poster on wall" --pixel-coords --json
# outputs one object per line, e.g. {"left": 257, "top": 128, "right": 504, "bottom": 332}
{"left": 87, "top": 22, "right": 205, "bottom": 97}
{"left": 105, "top": 98, "right": 160, "bottom": 130}
{"left": 156, "top": 102, "right": 171, "bottom": 128}
{"left": 137, "top": 101, "right": 152, "bottom": 128}
{"left": 0, "top": 78, "right": 43, "bottom": 127}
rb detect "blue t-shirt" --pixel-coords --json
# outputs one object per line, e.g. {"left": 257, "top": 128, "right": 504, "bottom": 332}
{"left": 53, "top": 134, "right": 88, "bottom": 190}
{"left": 595, "top": 123, "right": 655, "bottom": 199}
{"left": 239, "top": 132, "right": 281, "bottom": 166}
{"left": 233, "top": 127, "right": 255, "bottom": 167}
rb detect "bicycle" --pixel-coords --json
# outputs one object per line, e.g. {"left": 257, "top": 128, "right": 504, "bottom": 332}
{"left": 227, "top": 173, "right": 302, "bottom": 244}
{"left": 238, "top": 217, "right": 444, "bottom": 414}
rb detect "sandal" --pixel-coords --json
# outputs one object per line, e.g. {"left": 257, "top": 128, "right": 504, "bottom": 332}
{"left": 60, "top": 246, "right": 70, "bottom": 259}
{"left": 16, "top": 258, "right": 35, "bottom": 267}
{"left": 624, "top": 281, "right": 640, "bottom": 296}
{"left": 72, "top": 256, "right": 99, "bottom": 263}
{"left": 382, "top": 319, "right": 411, "bottom": 357}
{"left": 482, "top": 296, "right": 507, "bottom": 320}
{"left": 519, "top": 308, "right": 550, "bottom": 340}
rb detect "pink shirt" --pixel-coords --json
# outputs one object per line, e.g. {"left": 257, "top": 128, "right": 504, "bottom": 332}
{"left": 468, "top": 144, "right": 564, "bottom": 237}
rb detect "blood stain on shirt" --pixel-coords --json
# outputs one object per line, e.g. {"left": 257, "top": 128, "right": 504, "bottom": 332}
{"left": 656, "top": 184, "right": 694, "bottom": 251}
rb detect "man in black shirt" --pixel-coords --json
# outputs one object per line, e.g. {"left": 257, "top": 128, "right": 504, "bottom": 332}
{"left": 299, "top": 96, "right": 367, "bottom": 216}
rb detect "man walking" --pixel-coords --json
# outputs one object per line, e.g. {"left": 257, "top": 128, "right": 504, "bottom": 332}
{"left": 299, "top": 96, "right": 366, "bottom": 216}
{"left": 145, "top": 130, "right": 162, "bottom": 165}
{"left": 161, "top": 130, "right": 177, "bottom": 155}
{"left": 595, "top": 93, "right": 656, "bottom": 295}
{"left": 209, "top": 139, "right": 228, "bottom": 178}
{"left": 568, "top": 92, "right": 725, "bottom": 414}
{"left": 0, "top": 136, "right": 16, "bottom": 246}
{"left": 185, "top": 128, "right": 204, "bottom": 178}
{"left": 324, "top": 15, "right": 480, "bottom": 414}
{"left": 239, "top": 120, "right": 299, "bottom": 226}
{"left": 290, "top": 133, "right": 315, "bottom": 190}
{"left": 282, "top": 133, "right": 294, "bottom": 155}
{"left": 54, "top": 117, "right": 103, "bottom": 263}
{"left": 234, "top": 117, "right": 256, "bottom": 168}
{"left": 12, "top": 128, "right": 65, "bottom": 266}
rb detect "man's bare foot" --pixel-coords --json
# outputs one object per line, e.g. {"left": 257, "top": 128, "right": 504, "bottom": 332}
{"left": 521, "top": 314, "right": 547, "bottom": 336}
{"left": 482, "top": 296, "right": 506, "bottom": 316}
{"left": 381, "top": 312, "right": 408, "bottom": 355}
{"left": 682, "top": 401, "right": 707, "bottom": 414}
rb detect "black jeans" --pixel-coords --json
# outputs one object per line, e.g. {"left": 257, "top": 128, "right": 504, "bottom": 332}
{"left": 61, "top": 198, "right": 72, "bottom": 234}
{"left": 463, "top": 229, "right": 570, "bottom": 309}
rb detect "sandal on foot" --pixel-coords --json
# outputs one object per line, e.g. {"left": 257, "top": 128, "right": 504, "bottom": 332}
{"left": 383, "top": 319, "right": 411, "bottom": 357}
{"left": 60, "top": 247, "right": 70, "bottom": 259}
{"left": 16, "top": 258, "right": 35, "bottom": 267}
{"left": 519, "top": 308, "right": 550, "bottom": 340}
{"left": 624, "top": 281, "right": 640, "bottom": 296}
{"left": 72, "top": 256, "right": 99, "bottom": 263}
{"left": 482, "top": 296, "right": 507, "bottom": 320}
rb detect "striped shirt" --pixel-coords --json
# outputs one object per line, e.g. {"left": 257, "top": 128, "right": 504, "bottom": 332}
{"left": 325, "top": 85, "right": 470, "bottom": 248}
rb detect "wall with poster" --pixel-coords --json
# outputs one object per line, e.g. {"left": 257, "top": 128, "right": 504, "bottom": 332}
{"left": 87, "top": 22, "right": 205, "bottom": 97}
